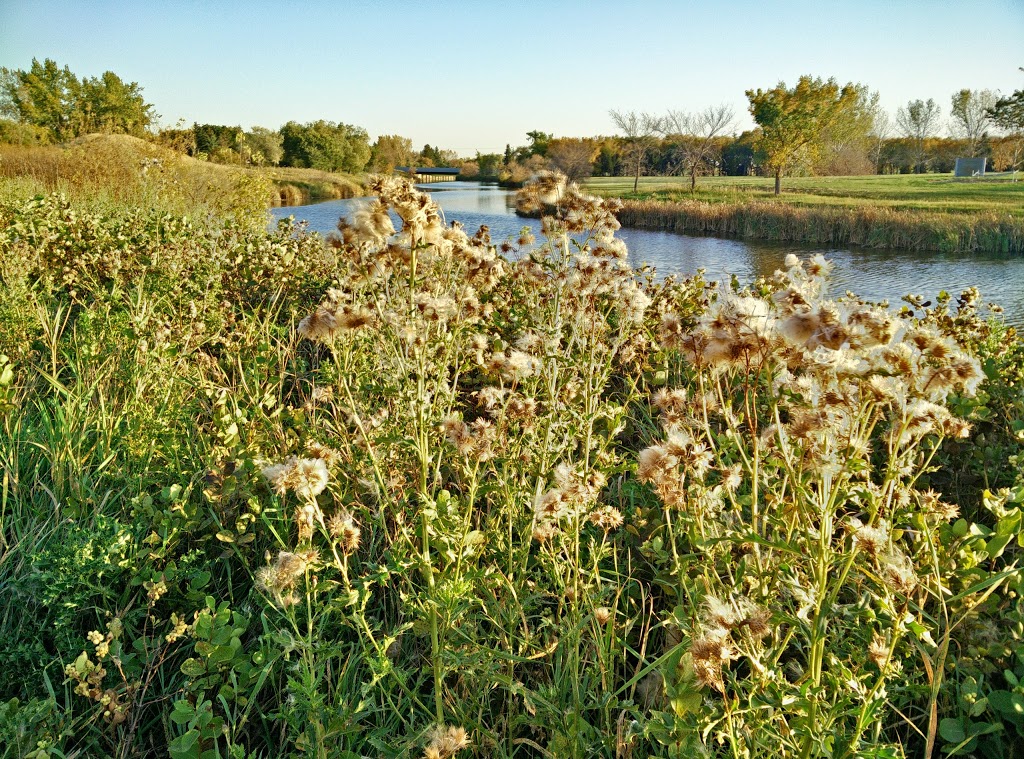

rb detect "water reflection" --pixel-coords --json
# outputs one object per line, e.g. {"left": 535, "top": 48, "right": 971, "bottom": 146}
{"left": 270, "top": 182, "right": 1024, "bottom": 325}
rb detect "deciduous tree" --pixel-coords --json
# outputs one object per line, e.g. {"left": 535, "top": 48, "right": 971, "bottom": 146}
{"left": 609, "top": 109, "right": 663, "bottom": 192}
{"left": 369, "top": 134, "right": 414, "bottom": 173}
{"left": 0, "top": 58, "right": 154, "bottom": 141}
{"left": 662, "top": 105, "right": 735, "bottom": 191}
{"left": 950, "top": 89, "right": 997, "bottom": 156}
{"left": 987, "top": 71, "right": 1024, "bottom": 177}
{"left": 896, "top": 98, "right": 941, "bottom": 173}
{"left": 746, "top": 76, "right": 861, "bottom": 194}
{"left": 280, "top": 121, "right": 371, "bottom": 173}
{"left": 546, "top": 137, "right": 599, "bottom": 182}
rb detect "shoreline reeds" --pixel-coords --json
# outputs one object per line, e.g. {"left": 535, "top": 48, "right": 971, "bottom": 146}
{"left": 614, "top": 198, "right": 1024, "bottom": 254}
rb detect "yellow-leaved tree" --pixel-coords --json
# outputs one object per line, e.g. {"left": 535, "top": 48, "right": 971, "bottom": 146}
{"left": 746, "top": 75, "right": 862, "bottom": 194}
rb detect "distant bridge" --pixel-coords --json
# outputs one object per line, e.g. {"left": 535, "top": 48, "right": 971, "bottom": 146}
{"left": 396, "top": 167, "right": 460, "bottom": 183}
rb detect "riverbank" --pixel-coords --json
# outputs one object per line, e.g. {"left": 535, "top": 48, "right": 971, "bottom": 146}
{"left": 585, "top": 174, "right": 1024, "bottom": 254}
{"left": 613, "top": 197, "right": 1024, "bottom": 253}
{"left": 0, "top": 134, "right": 364, "bottom": 211}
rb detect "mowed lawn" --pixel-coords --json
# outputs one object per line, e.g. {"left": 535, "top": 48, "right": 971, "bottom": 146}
{"left": 585, "top": 173, "right": 1024, "bottom": 217}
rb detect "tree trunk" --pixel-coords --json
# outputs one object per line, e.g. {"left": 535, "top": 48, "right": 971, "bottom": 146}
{"left": 633, "top": 156, "right": 641, "bottom": 193}
{"left": 691, "top": 169, "right": 697, "bottom": 192}
{"left": 774, "top": 169, "right": 781, "bottom": 196}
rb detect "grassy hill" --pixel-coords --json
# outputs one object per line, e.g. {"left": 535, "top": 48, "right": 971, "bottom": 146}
{"left": 0, "top": 133, "right": 364, "bottom": 215}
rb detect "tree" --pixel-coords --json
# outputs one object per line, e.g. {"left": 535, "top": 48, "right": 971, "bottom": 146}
{"left": 243, "top": 126, "right": 283, "bottom": 166}
{"left": 896, "top": 98, "right": 941, "bottom": 173}
{"left": 609, "top": 109, "right": 663, "bottom": 192}
{"left": 746, "top": 76, "right": 862, "bottom": 194}
{"left": 0, "top": 58, "right": 154, "bottom": 141}
{"left": 868, "top": 107, "right": 893, "bottom": 174}
{"left": 77, "top": 71, "right": 155, "bottom": 136}
{"left": 546, "top": 137, "right": 599, "bottom": 182}
{"left": 193, "top": 123, "right": 243, "bottom": 162}
{"left": 280, "top": 121, "right": 371, "bottom": 173}
{"left": 815, "top": 86, "right": 878, "bottom": 175}
{"left": 987, "top": 76, "right": 1024, "bottom": 178}
{"left": 525, "top": 130, "right": 552, "bottom": 157}
{"left": 1, "top": 58, "right": 79, "bottom": 139}
{"left": 721, "top": 130, "right": 759, "bottom": 176}
{"left": 662, "top": 104, "right": 735, "bottom": 191}
{"left": 368, "top": 134, "right": 414, "bottom": 173}
{"left": 950, "top": 89, "right": 997, "bottom": 156}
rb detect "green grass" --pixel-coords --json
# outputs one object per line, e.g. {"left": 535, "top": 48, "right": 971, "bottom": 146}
{"left": 3, "top": 175, "right": 1024, "bottom": 758}
{"left": 586, "top": 173, "right": 1024, "bottom": 217}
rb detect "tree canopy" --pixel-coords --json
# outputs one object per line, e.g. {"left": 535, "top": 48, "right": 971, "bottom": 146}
{"left": 279, "top": 120, "right": 371, "bottom": 173}
{"left": 746, "top": 76, "right": 861, "bottom": 194}
{"left": 0, "top": 58, "right": 155, "bottom": 141}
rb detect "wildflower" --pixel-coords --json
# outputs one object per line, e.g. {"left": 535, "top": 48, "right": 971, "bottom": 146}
{"left": 652, "top": 388, "right": 689, "bottom": 424}
{"left": 306, "top": 441, "right": 342, "bottom": 467}
{"left": 144, "top": 579, "right": 168, "bottom": 603}
{"left": 636, "top": 445, "right": 677, "bottom": 483}
{"left": 805, "top": 254, "right": 834, "bottom": 278}
{"left": 868, "top": 632, "right": 890, "bottom": 669}
{"left": 257, "top": 551, "right": 310, "bottom": 597}
{"left": 262, "top": 457, "right": 330, "bottom": 500}
{"left": 720, "top": 464, "right": 743, "bottom": 493}
{"left": 589, "top": 506, "right": 624, "bottom": 532}
{"left": 532, "top": 520, "right": 558, "bottom": 543}
{"left": 424, "top": 725, "right": 471, "bottom": 759}
{"left": 704, "top": 596, "right": 743, "bottom": 631}
{"left": 690, "top": 632, "right": 734, "bottom": 693}
{"left": 849, "top": 517, "right": 889, "bottom": 558}
{"left": 328, "top": 511, "right": 362, "bottom": 553}
{"left": 165, "top": 612, "right": 189, "bottom": 643}
{"left": 919, "top": 489, "right": 959, "bottom": 521}
{"left": 880, "top": 549, "right": 917, "bottom": 595}
{"left": 594, "top": 607, "right": 613, "bottom": 626}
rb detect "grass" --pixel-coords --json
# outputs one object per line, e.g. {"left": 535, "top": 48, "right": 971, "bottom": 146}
{"left": 0, "top": 134, "right": 363, "bottom": 213}
{"left": 586, "top": 173, "right": 1024, "bottom": 216}
{"left": 584, "top": 174, "right": 1024, "bottom": 254}
{"left": 2, "top": 171, "right": 1024, "bottom": 758}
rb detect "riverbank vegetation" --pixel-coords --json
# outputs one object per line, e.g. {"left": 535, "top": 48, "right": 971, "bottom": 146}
{"left": 582, "top": 174, "right": 1024, "bottom": 254}
{"left": 2, "top": 171, "right": 1024, "bottom": 757}
{"left": 0, "top": 134, "right": 362, "bottom": 212}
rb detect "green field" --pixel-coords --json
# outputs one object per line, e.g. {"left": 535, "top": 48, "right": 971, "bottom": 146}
{"left": 586, "top": 173, "right": 1024, "bottom": 217}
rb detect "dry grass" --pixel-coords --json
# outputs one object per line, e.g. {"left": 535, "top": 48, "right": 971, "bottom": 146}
{"left": 615, "top": 197, "right": 1024, "bottom": 254}
{"left": 0, "top": 134, "right": 364, "bottom": 211}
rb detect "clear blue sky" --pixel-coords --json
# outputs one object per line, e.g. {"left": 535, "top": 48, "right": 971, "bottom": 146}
{"left": 2, "top": 0, "right": 1022, "bottom": 155}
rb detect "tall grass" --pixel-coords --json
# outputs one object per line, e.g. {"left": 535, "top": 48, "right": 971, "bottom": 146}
{"left": 616, "top": 198, "right": 1024, "bottom": 254}
{"left": 1, "top": 172, "right": 1023, "bottom": 757}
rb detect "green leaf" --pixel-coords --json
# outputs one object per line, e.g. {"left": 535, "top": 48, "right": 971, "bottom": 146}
{"left": 180, "top": 658, "right": 208, "bottom": 678}
{"left": 168, "top": 729, "right": 200, "bottom": 759}
{"left": 989, "top": 690, "right": 1019, "bottom": 714}
{"left": 170, "top": 700, "right": 195, "bottom": 725}
{"left": 939, "top": 717, "right": 966, "bottom": 743}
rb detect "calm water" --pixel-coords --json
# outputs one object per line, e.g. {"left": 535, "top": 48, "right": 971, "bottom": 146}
{"left": 270, "top": 182, "right": 1024, "bottom": 325}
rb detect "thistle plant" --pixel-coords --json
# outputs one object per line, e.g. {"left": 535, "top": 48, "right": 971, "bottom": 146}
{"left": 3, "top": 171, "right": 1023, "bottom": 758}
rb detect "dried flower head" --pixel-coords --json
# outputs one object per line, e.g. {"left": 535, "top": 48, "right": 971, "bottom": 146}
{"left": 424, "top": 725, "right": 471, "bottom": 759}
{"left": 262, "top": 457, "right": 330, "bottom": 501}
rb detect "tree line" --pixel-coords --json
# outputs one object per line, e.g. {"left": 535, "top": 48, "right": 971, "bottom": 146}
{"left": 2, "top": 59, "right": 1021, "bottom": 189}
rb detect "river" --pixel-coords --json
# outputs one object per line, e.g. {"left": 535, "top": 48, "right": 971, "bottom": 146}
{"left": 270, "top": 182, "right": 1024, "bottom": 326}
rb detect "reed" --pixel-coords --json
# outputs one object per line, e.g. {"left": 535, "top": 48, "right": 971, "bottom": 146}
{"left": 616, "top": 197, "right": 1024, "bottom": 254}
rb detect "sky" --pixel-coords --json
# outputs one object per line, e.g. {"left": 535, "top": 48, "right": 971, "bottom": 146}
{"left": 1, "top": 0, "right": 1022, "bottom": 156}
